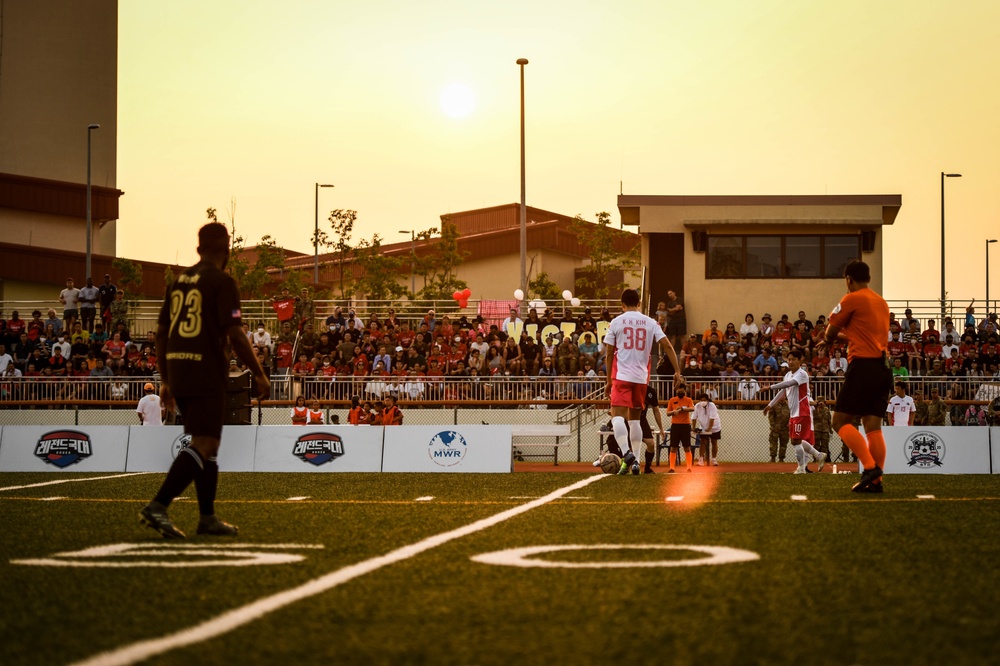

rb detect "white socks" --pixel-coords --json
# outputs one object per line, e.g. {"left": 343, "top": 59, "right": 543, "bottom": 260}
{"left": 611, "top": 416, "right": 630, "bottom": 457}
{"left": 628, "top": 420, "right": 643, "bottom": 462}
{"left": 793, "top": 444, "right": 806, "bottom": 470}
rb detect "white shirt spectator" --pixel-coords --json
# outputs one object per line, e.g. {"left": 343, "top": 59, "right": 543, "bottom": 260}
{"left": 137, "top": 393, "right": 164, "bottom": 425}
{"left": 829, "top": 356, "right": 848, "bottom": 374}
{"left": 941, "top": 342, "right": 959, "bottom": 359}
{"left": 693, "top": 399, "right": 721, "bottom": 433}
{"left": 738, "top": 377, "right": 760, "bottom": 401}
{"left": 51, "top": 337, "right": 71, "bottom": 359}
{"left": 111, "top": 382, "right": 128, "bottom": 400}
{"left": 501, "top": 313, "right": 523, "bottom": 335}
{"left": 404, "top": 378, "right": 425, "bottom": 400}
{"left": 470, "top": 340, "right": 489, "bottom": 357}
{"left": 0, "top": 350, "right": 12, "bottom": 373}
{"left": 739, "top": 322, "right": 759, "bottom": 338}
{"left": 887, "top": 395, "right": 916, "bottom": 426}
{"left": 252, "top": 327, "right": 272, "bottom": 350}
{"left": 60, "top": 286, "right": 80, "bottom": 310}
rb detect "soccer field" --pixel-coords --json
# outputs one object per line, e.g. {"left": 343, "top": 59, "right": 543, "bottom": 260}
{"left": 1, "top": 471, "right": 998, "bottom": 666}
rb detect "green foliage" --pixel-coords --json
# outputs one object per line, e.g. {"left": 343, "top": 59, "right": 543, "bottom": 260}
{"left": 316, "top": 209, "right": 357, "bottom": 300}
{"left": 111, "top": 257, "right": 143, "bottom": 297}
{"left": 353, "top": 233, "right": 408, "bottom": 302}
{"left": 163, "top": 265, "right": 175, "bottom": 290}
{"left": 528, "top": 271, "right": 562, "bottom": 300}
{"left": 570, "top": 211, "right": 640, "bottom": 298}
{"left": 207, "top": 204, "right": 286, "bottom": 299}
{"left": 415, "top": 218, "right": 469, "bottom": 300}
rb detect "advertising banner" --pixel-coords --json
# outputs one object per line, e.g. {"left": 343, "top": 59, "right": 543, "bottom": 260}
{"left": 881, "top": 426, "right": 991, "bottom": 474}
{"left": 0, "top": 426, "right": 129, "bottom": 472}
{"left": 381, "top": 425, "right": 513, "bottom": 473}
{"left": 253, "top": 426, "right": 384, "bottom": 472}
{"left": 125, "top": 426, "right": 257, "bottom": 472}
{"left": 991, "top": 428, "right": 999, "bottom": 475}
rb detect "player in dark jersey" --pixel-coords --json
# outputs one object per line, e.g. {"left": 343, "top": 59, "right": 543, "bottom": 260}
{"left": 139, "top": 223, "right": 270, "bottom": 538}
{"left": 639, "top": 384, "right": 665, "bottom": 473}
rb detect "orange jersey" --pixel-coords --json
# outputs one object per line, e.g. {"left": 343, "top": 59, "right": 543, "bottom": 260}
{"left": 666, "top": 396, "right": 694, "bottom": 424}
{"left": 828, "top": 287, "right": 890, "bottom": 362}
{"left": 348, "top": 406, "right": 364, "bottom": 425}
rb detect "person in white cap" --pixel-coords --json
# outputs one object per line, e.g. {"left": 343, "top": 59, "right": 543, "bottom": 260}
{"left": 136, "top": 382, "right": 164, "bottom": 426}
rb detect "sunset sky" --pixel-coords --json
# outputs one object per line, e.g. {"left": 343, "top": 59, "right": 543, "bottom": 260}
{"left": 117, "top": 1, "right": 1000, "bottom": 304}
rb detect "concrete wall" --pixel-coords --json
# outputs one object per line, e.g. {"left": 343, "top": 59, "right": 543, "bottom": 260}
{"left": 636, "top": 203, "right": 885, "bottom": 333}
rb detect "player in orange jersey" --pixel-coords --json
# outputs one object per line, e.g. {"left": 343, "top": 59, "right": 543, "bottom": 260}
{"left": 818, "top": 260, "right": 892, "bottom": 493}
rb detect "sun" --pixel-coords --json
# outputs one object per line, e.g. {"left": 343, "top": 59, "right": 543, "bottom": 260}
{"left": 440, "top": 83, "right": 475, "bottom": 118}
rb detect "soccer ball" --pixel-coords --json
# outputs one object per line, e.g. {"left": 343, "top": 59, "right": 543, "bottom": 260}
{"left": 599, "top": 452, "right": 622, "bottom": 475}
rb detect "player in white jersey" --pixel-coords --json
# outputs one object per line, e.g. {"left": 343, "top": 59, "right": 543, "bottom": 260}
{"left": 603, "top": 289, "right": 680, "bottom": 475}
{"left": 763, "top": 350, "right": 826, "bottom": 473}
{"left": 886, "top": 381, "right": 916, "bottom": 426}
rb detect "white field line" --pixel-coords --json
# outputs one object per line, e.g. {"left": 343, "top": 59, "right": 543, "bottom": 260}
{"left": 790, "top": 495, "right": 808, "bottom": 501}
{"left": 414, "top": 496, "right": 435, "bottom": 502}
{"left": 0, "top": 472, "right": 153, "bottom": 493}
{"left": 917, "top": 495, "right": 936, "bottom": 499}
{"left": 70, "top": 474, "right": 609, "bottom": 666}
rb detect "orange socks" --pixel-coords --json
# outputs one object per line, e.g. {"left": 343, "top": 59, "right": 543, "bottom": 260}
{"left": 866, "top": 430, "right": 886, "bottom": 469}
{"left": 837, "top": 425, "right": 876, "bottom": 469}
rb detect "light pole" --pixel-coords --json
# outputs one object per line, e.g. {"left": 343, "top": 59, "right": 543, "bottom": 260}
{"left": 517, "top": 58, "right": 529, "bottom": 300}
{"left": 86, "top": 123, "right": 100, "bottom": 280}
{"left": 314, "top": 183, "right": 334, "bottom": 283}
{"left": 941, "top": 171, "right": 961, "bottom": 321}
{"left": 399, "top": 229, "right": 415, "bottom": 295}
{"left": 988, "top": 239, "right": 998, "bottom": 317}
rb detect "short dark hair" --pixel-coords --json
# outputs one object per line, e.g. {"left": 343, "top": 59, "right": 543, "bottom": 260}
{"left": 198, "top": 222, "right": 230, "bottom": 252}
{"left": 787, "top": 349, "right": 804, "bottom": 361}
{"left": 844, "top": 260, "right": 871, "bottom": 283}
{"left": 620, "top": 289, "right": 640, "bottom": 307}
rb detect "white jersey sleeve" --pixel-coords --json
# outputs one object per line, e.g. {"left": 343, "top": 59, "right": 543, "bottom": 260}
{"left": 784, "top": 368, "right": 812, "bottom": 419}
{"left": 603, "top": 312, "right": 666, "bottom": 384}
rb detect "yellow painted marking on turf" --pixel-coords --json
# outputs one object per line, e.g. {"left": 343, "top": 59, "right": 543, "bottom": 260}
{"left": 41, "top": 496, "right": 67, "bottom": 501}
{"left": 791, "top": 495, "right": 808, "bottom": 501}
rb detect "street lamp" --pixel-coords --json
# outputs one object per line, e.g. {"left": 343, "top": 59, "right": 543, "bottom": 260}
{"left": 517, "top": 58, "right": 529, "bottom": 300}
{"left": 399, "top": 229, "right": 415, "bottom": 295}
{"left": 988, "top": 239, "right": 998, "bottom": 317}
{"left": 940, "top": 172, "right": 961, "bottom": 320}
{"left": 314, "top": 183, "right": 334, "bottom": 283}
{"left": 86, "top": 123, "right": 100, "bottom": 280}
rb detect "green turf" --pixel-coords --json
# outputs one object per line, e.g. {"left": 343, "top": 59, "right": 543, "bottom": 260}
{"left": 1, "top": 471, "right": 998, "bottom": 665}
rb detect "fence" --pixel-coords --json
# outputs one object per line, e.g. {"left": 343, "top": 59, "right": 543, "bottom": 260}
{"left": 2, "top": 375, "right": 998, "bottom": 465}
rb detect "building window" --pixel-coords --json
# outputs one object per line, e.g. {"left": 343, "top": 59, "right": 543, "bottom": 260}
{"left": 705, "top": 235, "right": 860, "bottom": 279}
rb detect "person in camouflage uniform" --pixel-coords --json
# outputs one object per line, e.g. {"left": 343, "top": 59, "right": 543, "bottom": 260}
{"left": 926, "top": 387, "right": 948, "bottom": 426}
{"left": 294, "top": 288, "right": 316, "bottom": 332}
{"left": 912, "top": 390, "right": 928, "bottom": 426}
{"left": 813, "top": 397, "right": 833, "bottom": 463}
{"left": 767, "top": 398, "right": 790, "bottom": 463}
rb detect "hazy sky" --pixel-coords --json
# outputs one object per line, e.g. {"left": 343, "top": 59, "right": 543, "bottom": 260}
{"left": 117, "top": 1, "right": 1000, "bottom": 304}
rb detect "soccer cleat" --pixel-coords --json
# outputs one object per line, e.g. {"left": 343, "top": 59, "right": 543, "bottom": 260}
{"left": 697, "top": 459, "right": 705, "bottom": 467}
{"left": 139, "top": 503, "right": 186, "bottom": 539}
{"left": 855, "top": 482, "right": 884, "bottom": 494}
{"left": 815, "top": 452, "right": 827, "bottom": 472}
{"left": 852, "top": 465, "right": 884, "bottom": 493}
{"left": 592, "top": 457, "right": 602, "bottom": 467}
{"left": 631, "top": 462, "right": 641, "bottom": 475}
{"left": 197, "top": 516, "right": 239, "bottom": 536}
{"left": 770, "top": 457, "right": 776, "bottom": 463}
{"left": 617, "top": 460, "right": 630, "bottom": 475}
{"left": 793, "top": 468, "right": 807, "bottom": 474}
{"left": 804, "top": 466, "right": 815, "bottom": 474}
{"left": 667, "top": 468, "right": 676, "bottom": 474}
{"left": 711, "top": 459, "right": 719, "bottom": 467}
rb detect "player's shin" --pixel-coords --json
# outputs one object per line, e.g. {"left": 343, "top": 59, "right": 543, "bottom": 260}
{"left": 611, "top": 416, "right": 630, "bottom": 456}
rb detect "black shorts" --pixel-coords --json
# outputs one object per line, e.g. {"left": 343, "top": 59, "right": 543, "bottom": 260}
{"left": 641, "top": 417, "right": 653, "bottom": 440}
{"left": 834, "top": 356, "right": 893, "bottom": 418}
{"left": 175, "top": 392, "right": 225, "bottom": 439}
{"left": 666, "top": 321, "right": 686, "bottom": 337}
{"left": 669, "top": 422, "right": 691, "bottom": 448}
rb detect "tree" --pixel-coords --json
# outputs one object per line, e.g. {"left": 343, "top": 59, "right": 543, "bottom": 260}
{"left": 416, "top": 217, "right": 469, "bottom": 300}
{"left": 353, "top": 233, "right": 408, "bottom": 302}
{"left": 570, "top": 211, "right": 640, "bottom": 298}
{"left": 316, "top": 209, "right": 357, "bottom": 300}
{"left": 207, "top": 204, "right": 285, "bottom": 299}
{"left": 528, "top": 271, "right": 562, "bottom": 300}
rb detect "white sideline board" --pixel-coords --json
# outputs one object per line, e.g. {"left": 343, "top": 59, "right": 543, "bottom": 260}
{"left": 881, "top": 426, "right": 991, "bottom": 474}
{"left": 253, "top": 426, "right": 384, "bottom": 472}
{"left": 125, "top": 426, "right": 257, "bottom": 472}
{"left": 992, "top": 428, "right": 1000, "bottom": 475}
{"left": 0, "top": 426, "right": 129, "bottom": 472}
{"left": 382, "top": 425, "right": 513, "bottom": 473}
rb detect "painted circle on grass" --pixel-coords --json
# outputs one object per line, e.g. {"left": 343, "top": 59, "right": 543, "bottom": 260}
{"left": 471, "top": 544, "right": 759, "bottom": 569}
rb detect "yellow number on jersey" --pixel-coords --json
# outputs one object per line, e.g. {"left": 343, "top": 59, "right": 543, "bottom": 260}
{"left": 169, "top": 288, "right": 203, "bottom": 339}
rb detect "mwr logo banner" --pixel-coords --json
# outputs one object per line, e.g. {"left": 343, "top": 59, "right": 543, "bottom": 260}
{"left": 881, "top": 426, "right": 991, "bottom": 475}
{"left": 0, "top": 426, "right": 128, "bottom": 472}
{"left": 253, "top": 426, "right": 383, "bottom": 472}
{"left": 382, "top": 425, "right": 512, "bottom": 473}
{"left": 125, "top": 426, "right": 256, "bottom": 472}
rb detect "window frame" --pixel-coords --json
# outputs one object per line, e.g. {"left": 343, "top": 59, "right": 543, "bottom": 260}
{"left": 703, "top": 234, "right": 862, "bottom": 280}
